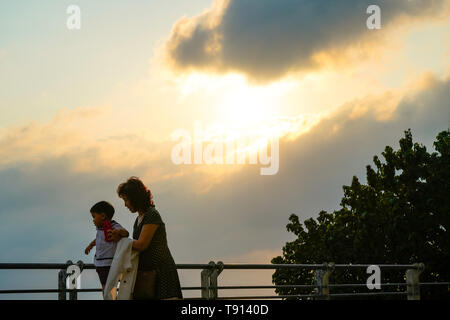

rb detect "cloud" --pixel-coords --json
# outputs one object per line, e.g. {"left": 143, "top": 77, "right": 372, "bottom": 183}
{"left": 0, "top": 104, "right": 193, "bottom": 184}
{"left": 163, "top": 0, "right": 449, "bottom": 82}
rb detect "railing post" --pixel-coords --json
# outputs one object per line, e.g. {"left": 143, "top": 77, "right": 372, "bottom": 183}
{"left": 406, "top": 263, "right": 424, "bottom": 300}
{"left": 201, "top": 261, "right": 215, "bottom": 300}
{"left": 315, "top": 262, "right": 334, "bottom": 300}
{"left": 58, "top": 268, "right": 67, "bottom": 300}
{"left": 210, "top": 261, "right": 224, "bottom": 300}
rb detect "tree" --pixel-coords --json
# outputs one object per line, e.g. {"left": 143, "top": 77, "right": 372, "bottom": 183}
{"left": 272, "top": 129, "right": 450, "bottom": 299}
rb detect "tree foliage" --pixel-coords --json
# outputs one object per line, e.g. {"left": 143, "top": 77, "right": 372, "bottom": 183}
{"left": 272, "top": 129, "right": 450, "bottom": 299}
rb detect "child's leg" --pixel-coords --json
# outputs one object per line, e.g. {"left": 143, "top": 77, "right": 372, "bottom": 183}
{"left": 96, "top": 267, "right": 109, "bottom": 299}
{"left": 100, "top": 266, "right": 116, "bottom": 299}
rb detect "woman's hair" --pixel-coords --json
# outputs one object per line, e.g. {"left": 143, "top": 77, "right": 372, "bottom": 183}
{"left": 117, "top": 176, "right": 155, "bottom": 212}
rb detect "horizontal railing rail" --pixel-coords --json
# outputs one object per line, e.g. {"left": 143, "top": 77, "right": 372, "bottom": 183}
{"left": 0, "top": 262, "right": 425, "bottom": 270}
{"left": 0, "top": 263, "right": 214, "bottom": 270}
{"left": 0, "top": 262, "right": 448, "bottom": 300}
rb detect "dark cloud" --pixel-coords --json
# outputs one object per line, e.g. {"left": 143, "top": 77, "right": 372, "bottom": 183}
{"left": 165, "top": 0, "right": 447, "bottom": 82}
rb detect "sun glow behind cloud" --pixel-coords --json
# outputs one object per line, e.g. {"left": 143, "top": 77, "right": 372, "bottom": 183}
{"left": 172, "top": 72, "right": 323, "bottom": 163}
{"left": 177, "top": 73, "right": 308, "bottom": 128}
{"left": 177, "top": 73, "right": 296, "bottom": 121}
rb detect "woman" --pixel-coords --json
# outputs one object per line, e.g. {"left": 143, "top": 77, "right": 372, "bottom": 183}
{"left": 114, "top": 176, "right": 183, "bottom": 300}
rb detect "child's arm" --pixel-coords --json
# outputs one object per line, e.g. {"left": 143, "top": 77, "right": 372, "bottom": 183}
{"left": 84, "top": 239, "right": 96, "bottom": 255}
{"left": 108, "top": 228, "right": 129, "bottom": 242}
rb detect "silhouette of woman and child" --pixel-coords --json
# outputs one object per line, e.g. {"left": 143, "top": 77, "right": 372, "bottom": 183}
{"left": 85, "top": 176, "right": 183, "bottom": 300}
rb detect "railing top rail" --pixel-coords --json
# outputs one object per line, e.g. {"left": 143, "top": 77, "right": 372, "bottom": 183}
{"left": 0, "top": 262, "right": 421, "bottom": 270}
{"left": 217, "top": 263, "right": 421, "bottom": 269}
{"left": 0, "top": 263, "right": 69, "bottom": 270}
{"left": 333, "top": 264, "right": 421, "bottom": 269}
{"left": 0, "top": 263, "right": 213, "bottom": 270}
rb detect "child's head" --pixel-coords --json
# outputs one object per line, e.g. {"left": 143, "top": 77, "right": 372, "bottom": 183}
{"left": 90, "top": 201, "right": 115, "bottom": 228}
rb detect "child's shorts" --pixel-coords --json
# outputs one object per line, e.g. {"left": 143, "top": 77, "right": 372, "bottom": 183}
{"left": 95, "top": 266, "right": 111, "bottom": 285}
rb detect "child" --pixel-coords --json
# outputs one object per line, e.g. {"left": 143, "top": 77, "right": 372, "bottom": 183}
{"left": 85, "top": 201, "right": 129, "bottom": 297}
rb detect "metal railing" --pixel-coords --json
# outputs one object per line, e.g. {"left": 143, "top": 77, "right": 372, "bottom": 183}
{"left": 1, "top": 261, "right": 449, "bottom": 300}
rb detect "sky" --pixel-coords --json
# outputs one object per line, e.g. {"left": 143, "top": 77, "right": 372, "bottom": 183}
{"left": 0, "top": 0, "right": 449, "bottom": 299}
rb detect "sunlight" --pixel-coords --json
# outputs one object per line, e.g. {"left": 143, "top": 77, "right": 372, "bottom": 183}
{"left": 178, "top": 72, "right": 296, "bottom": 136}
{"left": 172, "top": 72, "right": 324, "bottom": 165}
{"left": 218, "top": 85, "right": 273, "bottom": 126}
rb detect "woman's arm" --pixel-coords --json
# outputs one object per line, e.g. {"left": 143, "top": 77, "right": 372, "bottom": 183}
{"left": 117, "top": 228, "right": 129, "bottom": 238}
{"left": 132, "top": 224, "right": 159, "bottom": 252}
